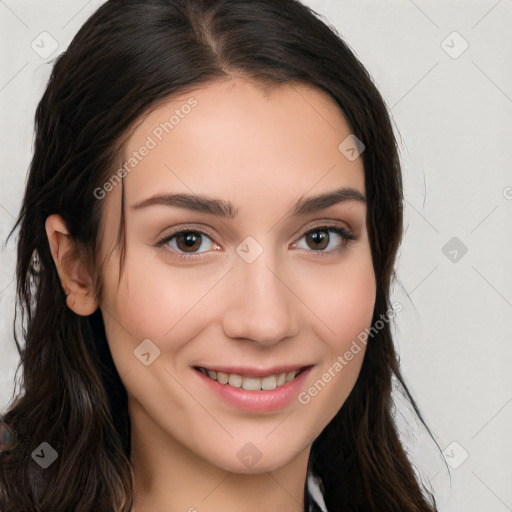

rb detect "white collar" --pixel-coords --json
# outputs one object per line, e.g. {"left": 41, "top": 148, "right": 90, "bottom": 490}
{"left": 307, "top": 471, "right": 328, "bottom": 512}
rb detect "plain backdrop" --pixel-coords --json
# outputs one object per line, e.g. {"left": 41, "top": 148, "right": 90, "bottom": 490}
{"left": 1, "top": 1, "right": 511, "bottom": 511}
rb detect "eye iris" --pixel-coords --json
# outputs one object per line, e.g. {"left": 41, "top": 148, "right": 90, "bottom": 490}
{"left": 306, "top": 230, "right": 329, "bottom": 250}
{"left": 176, "top": 232, "right": 202, "bottom": 252}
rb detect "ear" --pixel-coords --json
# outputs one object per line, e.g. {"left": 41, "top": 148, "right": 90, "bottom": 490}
{"left": 45, "top": 214, "right": 99, "bottom": 316}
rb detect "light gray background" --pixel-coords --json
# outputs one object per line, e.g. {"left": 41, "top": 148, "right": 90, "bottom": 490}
{"left": 1, "top": 1, "right": 511, "bottom": 511}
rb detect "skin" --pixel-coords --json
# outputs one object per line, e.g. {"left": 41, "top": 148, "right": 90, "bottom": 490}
{"left": 45, "top": 77, "right": 376, "bottom": 512}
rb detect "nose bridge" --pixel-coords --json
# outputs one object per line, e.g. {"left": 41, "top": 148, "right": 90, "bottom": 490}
{"left": 222, "top": 241, "right": 299, "bottom": 344}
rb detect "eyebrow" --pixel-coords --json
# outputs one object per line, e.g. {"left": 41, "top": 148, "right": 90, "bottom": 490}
{"left": 130, "top": 186, "right": 366, "bottom": 218}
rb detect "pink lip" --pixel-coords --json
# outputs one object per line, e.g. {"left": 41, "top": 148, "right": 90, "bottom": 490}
{"left": 194, "top": 366, "right": 312, "bottom": 413}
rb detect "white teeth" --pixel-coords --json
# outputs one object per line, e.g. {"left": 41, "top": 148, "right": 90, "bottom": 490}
{"left": 242, "top": 377, "right": 262, "bottom": 391}
{"left": 217, "top": 371, "right": 229, "bottom": 384}
{"left": 199, "top": 368, "right": 301, "bottom": 390}
{"left": 286, "top": 370, "right": 298, "bottom": 382}
{"left": 261, "top": 375, "right": 277, "bottom": 390}
{"left": 228, "top": 374, "right": 242, "bottom": 388}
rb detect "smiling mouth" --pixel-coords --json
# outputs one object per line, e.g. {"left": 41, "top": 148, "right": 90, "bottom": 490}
{"left": 195, "top": 367, "right": 309, "bottom": 391}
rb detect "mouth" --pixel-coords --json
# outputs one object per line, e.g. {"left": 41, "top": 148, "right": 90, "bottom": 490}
{"left": 194, "top": 366, "right": 310, "bottom": 391}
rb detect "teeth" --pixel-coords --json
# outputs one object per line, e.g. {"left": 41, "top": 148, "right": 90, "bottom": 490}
{"left": 242, "top": 377, "right": 261, "bottom": 391}
{"left": 228, "top": 374, "right": 242, "bottom": 388}
{"left": 261, "top": 375, "right": 277, "bottom": 390}
{"left": 199, "top": 368, "right": 302, "bottom": 390}
{"left": 286, "top": 371, "right": 297, "bottom": 382}
{"left": 217, "top": 371, "right": 229, "bottom": 384}
{"left": 276, "top": 373, "right": 286, "bottom": 386}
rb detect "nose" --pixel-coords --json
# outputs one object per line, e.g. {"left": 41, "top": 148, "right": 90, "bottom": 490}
{"left": 222, "top": 249, "right": 300, "bottom": 346}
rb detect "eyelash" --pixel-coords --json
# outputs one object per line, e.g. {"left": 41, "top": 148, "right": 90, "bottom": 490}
{"left": 155, "top": 224, "right": 356, "bottom": 261}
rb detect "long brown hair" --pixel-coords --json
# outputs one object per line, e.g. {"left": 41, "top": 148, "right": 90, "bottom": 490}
{"left": 1, "top": 0, "right": 437, "bottom": 510}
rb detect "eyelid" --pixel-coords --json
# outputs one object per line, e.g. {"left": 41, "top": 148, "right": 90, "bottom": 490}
{"left": 156, "top": 224, "right": 218, "bottom": 243}
{"left": 300, "top": 220, "right": 355, "bottom": 237}
{"left": 290, "top": 223, "right": 356, "bottom": 257}
{"left": 154, "top": 225, "right": 221, "bottom": 261}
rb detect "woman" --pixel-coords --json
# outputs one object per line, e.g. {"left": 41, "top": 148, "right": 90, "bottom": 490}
{"left": 0, "top": 0, "right": 438, "bottom": 510}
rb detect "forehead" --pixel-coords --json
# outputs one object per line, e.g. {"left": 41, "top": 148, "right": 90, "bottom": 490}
{"left": 118, "top": 77, "right": 365, "bottom": 212}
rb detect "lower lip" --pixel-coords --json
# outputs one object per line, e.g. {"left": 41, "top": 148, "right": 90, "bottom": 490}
{"left": 195, "top": 367, "right": 312, "bottom": 413}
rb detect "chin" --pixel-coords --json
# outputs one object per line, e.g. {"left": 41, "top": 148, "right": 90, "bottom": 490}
{"left": 202, "top": 437, "right": 310, "bottom": 475}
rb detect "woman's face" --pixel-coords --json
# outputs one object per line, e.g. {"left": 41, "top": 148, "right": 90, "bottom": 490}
{"left": 98, "top": 77, "right": 375, "bottom": 473}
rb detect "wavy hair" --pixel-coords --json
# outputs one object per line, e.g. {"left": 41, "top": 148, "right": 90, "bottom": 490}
{"left": 1, "top": 0, "right": 437, "bottom": 510}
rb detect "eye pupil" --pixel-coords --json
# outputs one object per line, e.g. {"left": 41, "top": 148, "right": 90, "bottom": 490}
{"left": 177, "top": 232, "right": 202, "bottom": 252}
{"left": 306, "top": 230, "right": 329, "bottom": 250}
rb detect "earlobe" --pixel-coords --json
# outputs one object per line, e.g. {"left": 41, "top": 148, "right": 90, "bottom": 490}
{"left": 45, "top": 214, "right": 99, "bottom": 316}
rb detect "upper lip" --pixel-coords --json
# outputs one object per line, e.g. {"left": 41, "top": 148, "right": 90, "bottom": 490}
{"left": 194, "top": 364, "right": 312, "bottom": 378}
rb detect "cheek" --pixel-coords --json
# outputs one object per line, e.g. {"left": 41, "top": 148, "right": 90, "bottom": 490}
{"left": 331, "top": 261, "right": 376, "bottom": 344}
{"left": 307, "top": 248, "right": 376, "bottom": 347}
{"left": 99, "top": 248, "right": 222, "bottom": 368}
{"left": 295, "top": 248, "right": 375, "bottom": 429}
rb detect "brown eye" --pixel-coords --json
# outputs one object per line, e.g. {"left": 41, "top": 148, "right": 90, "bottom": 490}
{"left": 176, "top": 231, "right": 203, "bottom": 252}
{"left": 162, "top": 230, "right": 215, "bottom": 254}
{"left": 305, "top": 230, "right": 329, "bottom": 250}
{"left": 294, "top": 226, "right": 355, "bottom": 253}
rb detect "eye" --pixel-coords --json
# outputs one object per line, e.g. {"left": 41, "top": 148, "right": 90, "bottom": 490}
{"left": 155, "top": 224, "right": 355, "bottom": 261}
{"left": 156, "top": 229, "right": 219, "bottom": 256}
{"left": 292, "top": 225, "right": 355, "bottom": 253}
